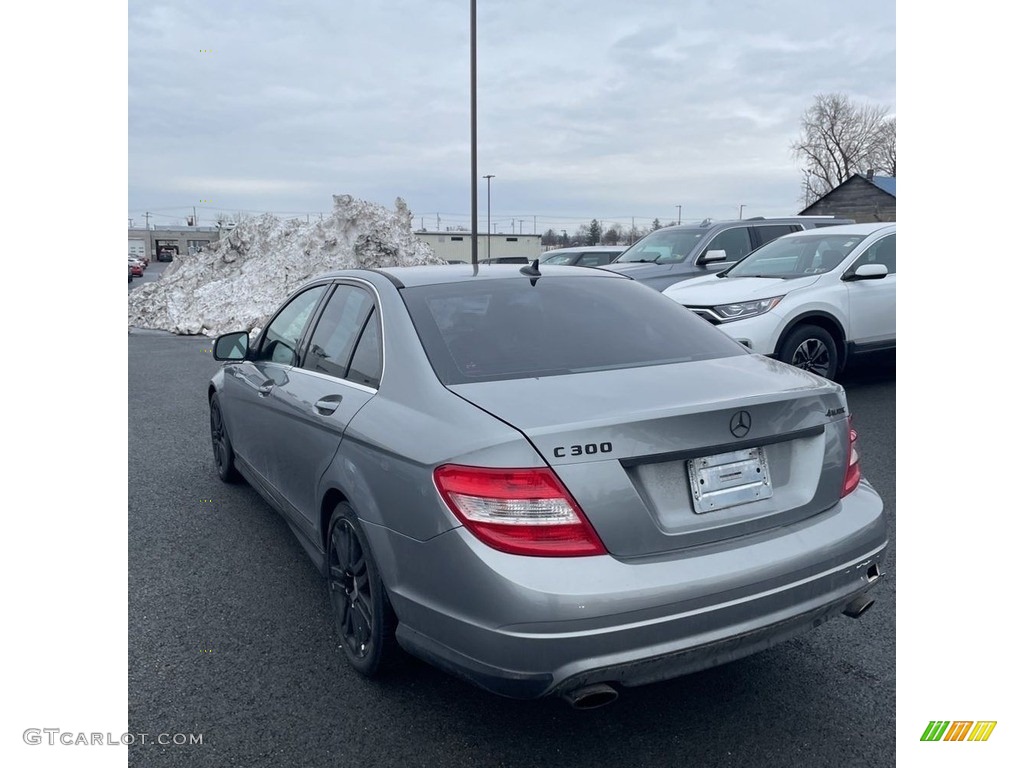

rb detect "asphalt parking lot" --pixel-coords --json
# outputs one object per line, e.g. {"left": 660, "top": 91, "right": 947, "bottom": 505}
{"left": 128, "top": 328, "right": 895, "bottom": 768}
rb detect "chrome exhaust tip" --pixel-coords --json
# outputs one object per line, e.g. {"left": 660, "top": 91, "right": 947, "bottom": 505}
{"left": 562, "top": 683, "right": 619, "bottom": 710}
{"left": 842, "top": 594, "right": 875, "bottom": 619}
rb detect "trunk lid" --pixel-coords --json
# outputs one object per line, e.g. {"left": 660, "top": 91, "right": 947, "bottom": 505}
{"left": 448, "top": 353, "right": 850, "bottom": 557}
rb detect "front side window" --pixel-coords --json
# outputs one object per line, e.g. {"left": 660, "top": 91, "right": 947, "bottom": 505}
{"left": 700, "top": 227, "right": 753, "bottom": 262}
{"left": 254, "top": 285, "right": 327, "bottom": 364}
{"left": 303, "top": 286, "right": 375, "bottom": 379}
{"left": 850, "top": 234, "right": 896, "bottom": 274}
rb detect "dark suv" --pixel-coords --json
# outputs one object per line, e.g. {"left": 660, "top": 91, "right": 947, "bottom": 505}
{"left": 605, "top": 216, "right": 854, "bottom": 291}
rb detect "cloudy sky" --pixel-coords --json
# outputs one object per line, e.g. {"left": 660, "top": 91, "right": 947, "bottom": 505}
{"left": 128, "top": 0, "right": 895, "bottom": 235}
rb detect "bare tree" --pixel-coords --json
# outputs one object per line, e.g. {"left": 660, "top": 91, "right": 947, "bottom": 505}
{"left": 872, "top": 118, "right": 896, "bottom": 177}
{"left": 792, "top": 93, "right": 895, "bottom": 205}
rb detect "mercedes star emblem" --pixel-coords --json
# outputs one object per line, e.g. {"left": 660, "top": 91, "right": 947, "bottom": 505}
{"left": 729, "top": 410, "right": 751, "bottom": 438}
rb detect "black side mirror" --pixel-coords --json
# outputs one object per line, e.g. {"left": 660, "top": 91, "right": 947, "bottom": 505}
{"left": 842, "top": 264, "right": 889, "bottom": 282}
{"left": 213, "top": 331, "right": 249, "bottom": 361}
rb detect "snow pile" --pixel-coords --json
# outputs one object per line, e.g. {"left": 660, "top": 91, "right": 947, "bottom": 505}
{"left": 127, "top": 195, "right": 445, "bottom": 336}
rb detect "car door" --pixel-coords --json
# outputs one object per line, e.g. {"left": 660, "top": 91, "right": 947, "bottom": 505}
{"left": 844, "top": 233, "right": 896, "bottom": 346}
{"left": 220, "top": 284, "right": 329, "bottom": 486}
{"left": 263, "top": 282, "right": 382, "bottom": 534}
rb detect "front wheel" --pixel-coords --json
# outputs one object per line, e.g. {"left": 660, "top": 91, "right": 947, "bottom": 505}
{"left": 209, "top": 392, "right": 240, "bottom": 483}
{"left": 327, "top": 503, "right": 397, "bottom": 677}
{"left": 779, "top": 325, "right": 839, "bottom": 380}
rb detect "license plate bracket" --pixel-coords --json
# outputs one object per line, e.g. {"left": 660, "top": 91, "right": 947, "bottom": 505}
{"left": 687, "top": 446, "right": 773, "bottom": 514}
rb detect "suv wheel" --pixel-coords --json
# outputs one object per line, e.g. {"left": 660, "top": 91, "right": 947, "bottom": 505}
{"left": 779, "top": 325, "right": 839, "bottom": 380}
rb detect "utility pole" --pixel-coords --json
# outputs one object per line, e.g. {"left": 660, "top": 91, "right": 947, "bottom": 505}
{"left": 517, "top": 219, "right": 524, "bottom": 234}
{"left": 533, "top": 215, "right": 536, "bottom": 234}
{"left": 676, "top": 205, "right": 682, "bottom": 225}
{"left": 145, "top": 212, "right": 150, "bottom": 230}
{"left": 483, "top": 174, "right": 495, "bottom": 260}
{"left": 738, "top": 204, "right": 745, "bottom": 219}
{"left": 128, "top": 217, "right": 134, "bottom": 229}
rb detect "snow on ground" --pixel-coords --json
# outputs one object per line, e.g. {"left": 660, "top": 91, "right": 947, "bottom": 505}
{"left": 127, "top": 195, "right": 445, "bottom": 336}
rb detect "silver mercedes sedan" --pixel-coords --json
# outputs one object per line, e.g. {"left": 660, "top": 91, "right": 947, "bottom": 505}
{"left": 208, "top": 264, "right": 887, "bottom": 708}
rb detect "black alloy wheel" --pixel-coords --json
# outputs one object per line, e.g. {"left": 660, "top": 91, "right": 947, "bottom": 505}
{"left": 209, "top": 393, "right": 240, "bottom": 483}
{"left": 780, "top": 325, "right": 839, "bottom": 380}
{"left": 327, "top": 503, "right": 396, "bottom": 676}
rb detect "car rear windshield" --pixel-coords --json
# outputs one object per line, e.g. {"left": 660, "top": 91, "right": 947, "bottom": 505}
{"left": 402, "top": 276, "right": 746, "bottom": 384}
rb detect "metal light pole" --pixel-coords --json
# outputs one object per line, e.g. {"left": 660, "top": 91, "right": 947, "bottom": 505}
{"left": 739, "top": 204, "right": 745, "bottom": 219}
{"left": 470, "top": 0, "right": 479, "bottom": 265}
{"left": 483, "top": 174, "right": 494, "bottom": 260}
{"left": 676, "top": 205, "right": 682, "bottom": 225}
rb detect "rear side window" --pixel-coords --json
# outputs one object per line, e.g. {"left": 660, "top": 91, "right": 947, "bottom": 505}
{"left": 752, "top": 224, "right": 799, "bottom": 247}
{"left": 302, "top": 285, "right": 374, "bottom": 379}
{"left": 402, "top": 277, "right": 745, "bottom": 384}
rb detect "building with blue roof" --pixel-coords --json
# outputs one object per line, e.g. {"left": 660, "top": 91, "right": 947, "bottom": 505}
{"left": 799, "top": 171, "right": 895, "bottom": 222}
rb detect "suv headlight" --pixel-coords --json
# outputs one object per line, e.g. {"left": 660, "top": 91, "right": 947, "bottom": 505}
{"left": 713, "top": 296, "right": 784, "bottom": 322}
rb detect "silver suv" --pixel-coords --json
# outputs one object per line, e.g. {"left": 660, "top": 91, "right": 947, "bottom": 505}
{"left": 605, "top": 216, "right": 854, "bottom": 291}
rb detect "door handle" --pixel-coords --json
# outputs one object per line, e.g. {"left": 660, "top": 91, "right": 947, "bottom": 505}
{"left": 314, "top": 395, "right": 343, "bottom": 415}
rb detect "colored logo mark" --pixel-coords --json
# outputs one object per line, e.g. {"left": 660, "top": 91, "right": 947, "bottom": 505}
{"left": 920, "top": 720, "right": 997, "bottom": 742}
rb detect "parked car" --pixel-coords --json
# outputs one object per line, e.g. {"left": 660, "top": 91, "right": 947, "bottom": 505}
{"left": 128, "top": 264, "right": 134, "bottom": 283}
{"left": 539, "top": 246, "right": 626, "bottom": 267}
{"left": 663, "top": 223, "right": 896, "bottom": 380}
{"left": 605, "top": 216, "right": 855, "bottom": 291}
{"left": 208, "top": 265, "right": 887, "bottom": 707}
{"left": 157, "top": 249, "right": 175, "bottom": 262}
{"left": 128, "top": 259, "right": 144, "bottom": 278}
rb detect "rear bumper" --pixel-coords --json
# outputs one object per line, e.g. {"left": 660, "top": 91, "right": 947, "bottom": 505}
{"left": 366, "top": 480, "right": 888, "bottom": 699}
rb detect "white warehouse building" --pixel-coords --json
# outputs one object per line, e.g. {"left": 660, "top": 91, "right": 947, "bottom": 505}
{"left": 415, "top": 231, "right": 543, "bottom": 263}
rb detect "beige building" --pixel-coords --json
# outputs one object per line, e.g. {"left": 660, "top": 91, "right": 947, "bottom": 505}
{"left": 415, "top": 231, "right": 543, "bottom": 263}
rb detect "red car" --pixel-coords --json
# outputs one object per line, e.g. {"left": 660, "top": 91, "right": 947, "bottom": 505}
{"left": 129, "top": 259, "right": 144, "bottom": 278}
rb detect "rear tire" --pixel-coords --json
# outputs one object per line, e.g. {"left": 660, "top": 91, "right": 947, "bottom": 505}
{"left": 327, "top": 502, "right": 397, "bottom": 677}
{"left": 779, "top": 325, "right": 839, "bottom": 380}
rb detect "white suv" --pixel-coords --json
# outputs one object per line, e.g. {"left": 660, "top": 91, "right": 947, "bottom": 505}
{"left": 663, "top": 223, "right": 895, "bottom": 380}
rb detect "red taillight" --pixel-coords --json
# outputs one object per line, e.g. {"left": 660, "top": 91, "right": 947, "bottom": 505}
{"left": 433, "top": 465, "right": 607, "bottom": 557}
{"left": 841, "top": 417, "right": 862, "bottom": 498}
